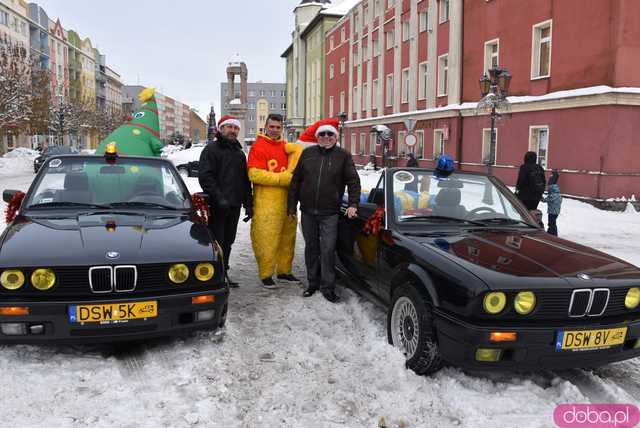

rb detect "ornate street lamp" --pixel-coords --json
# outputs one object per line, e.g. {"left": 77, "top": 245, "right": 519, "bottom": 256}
{"left": 338, "top": 111, "right": 347, "bottom": 147}
{"left": 478, "top": 67, "right": 512, "bottom": 203}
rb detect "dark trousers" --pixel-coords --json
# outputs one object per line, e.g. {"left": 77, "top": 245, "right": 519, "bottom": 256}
{"left": 301, "top": 212, "right": 339, "bottom": 293}
{"left": 208, "top": 206, "right": 241, "bottom": 271}
{"left": 520, "top": 198, "right": 540, "bottom": 210}
{"left": 548, "top": 213, "right": 558, "bottom": 236}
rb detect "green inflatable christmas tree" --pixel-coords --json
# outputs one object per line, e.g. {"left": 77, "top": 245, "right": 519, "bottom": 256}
{"left": 96, "top": 87, "right": 163, "bottom": 156}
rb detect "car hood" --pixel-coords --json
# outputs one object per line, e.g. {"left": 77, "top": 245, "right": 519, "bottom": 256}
{"left": 0, "top": 212, "right": 215, "bottom": 267}
{"left": 409, "top": 228, "right": 640, "bottom": 289}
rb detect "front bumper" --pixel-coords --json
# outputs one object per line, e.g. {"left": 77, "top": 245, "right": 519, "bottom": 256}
{"left": 435, "top": 310, "right": 640, "bottom": 370}
{"left": 0, "top": 289, "right": 228, "bottom": 344}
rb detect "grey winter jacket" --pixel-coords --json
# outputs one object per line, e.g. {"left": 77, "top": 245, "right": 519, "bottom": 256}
{"left": 543, "top": 184, "right": 562, "bottom": 215}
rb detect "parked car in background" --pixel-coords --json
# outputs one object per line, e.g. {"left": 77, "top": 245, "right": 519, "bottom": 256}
{"left": 337, "top": 168, "right": 640, "bottom": 374}
{"left": 33, "top": 146, "right": 78, "bottom": 173}
{"left": 166, "top": 143, "right": 205, "bottom": 178}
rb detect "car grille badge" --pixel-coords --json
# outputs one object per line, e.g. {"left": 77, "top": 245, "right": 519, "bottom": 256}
{"left": 106, "top": 251, "right": 120, "bottom": 260}
{"left": 577, "top": 273, "right": 591, "bottom": 280}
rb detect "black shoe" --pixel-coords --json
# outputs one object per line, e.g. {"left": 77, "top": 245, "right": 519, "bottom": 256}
{"left": 226, "top": 274, "right": 239, "bottom": 288}
{"left": 277, "top": 274, "right": 300, "bottom": 282}
{"left": 322, "top": 291, "right": 340, "bottom": 303}
{"left": 302, "top": 288, "right": 317, "bottom": 297}
{"left": 260, "top": 277, "right": 278, "bottom": 289}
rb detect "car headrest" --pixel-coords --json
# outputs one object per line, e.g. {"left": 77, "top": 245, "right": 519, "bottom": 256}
{"left": 436, "top": 188, "right": 461, "bottom": 206}
{"left": 64, "top": 173, "right": 89, "bottom": 191}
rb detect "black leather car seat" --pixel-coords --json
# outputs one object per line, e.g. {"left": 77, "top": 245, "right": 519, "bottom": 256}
{"left": 63, "top": 172, "right": 91, "bottom": 204}
{"left": 433, "top": 188, "right": 466, "bottom": 218}
{"left": 132, "top": 176, "right": 163, "bottom": 197}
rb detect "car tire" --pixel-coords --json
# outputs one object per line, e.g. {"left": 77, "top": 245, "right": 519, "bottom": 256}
{"left": 178, "top": 166, "right": 189, "bottom": 178}
{"left": 387, "top": 282, "right": 443, "bottom": 375}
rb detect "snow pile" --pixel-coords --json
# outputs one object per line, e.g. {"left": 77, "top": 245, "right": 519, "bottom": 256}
{"left": 0, "top": 148, "right": 38, "bottom": 177}
{"left": 2, "top": 147, "right": 38, "bottom": 158}
{"left": 161, "top": 144, "right": 184, "bottom": 158}
{"left": 80, "top": 149, "right": 96, "bottom": 155}
{"left": 167, "top": 145, "right": 205, "bottom": 167}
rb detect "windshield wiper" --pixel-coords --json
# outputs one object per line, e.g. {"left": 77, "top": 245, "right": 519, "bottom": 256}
{"left": 28, "top": 202, "right": 111, "bottom": 209}
{"left": 109, "top": 201, "right": 179, "bottom": 210}
{"left": 476, "top": 217, "right": 537, "bottom": 227}
{"left": 400, "top": 215, "right": 486, "bottom": 226}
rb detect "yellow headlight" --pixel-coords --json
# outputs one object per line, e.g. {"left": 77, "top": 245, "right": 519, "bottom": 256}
{"left": 168, "top": 264, "right": 189, "bottom": 284}
{"left": 625, "top": 287, "right": 640, "bottom": 310}
{"left": 514, "top": 291, "right": 536, "bottom": 315}
{"left": 483, "top": 292, "right": 506, "bottom": 315}
{"left": 195, "top": 263, "right": 215, "bottom": 282}
{"left": 1, "top": 270, "right": 25, "bottom": 290}
{"left": 31, "top": 268, "right": 56, "bottom": 291}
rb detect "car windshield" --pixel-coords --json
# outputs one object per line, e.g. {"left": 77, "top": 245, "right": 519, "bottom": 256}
{"left": 25, "top": 156, "right": 190, "bottom": 210}
{"left": 391, "top": 169, "right": 533, "bottom": 226}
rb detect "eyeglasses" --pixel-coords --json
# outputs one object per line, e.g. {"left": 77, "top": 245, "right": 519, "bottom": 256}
{"left": 318, "top": 132, "right": 336, "bottom": 138}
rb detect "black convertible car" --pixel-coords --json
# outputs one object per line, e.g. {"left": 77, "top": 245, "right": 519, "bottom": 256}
{"left": 337, "top": 168, "right": 640, "bottom": 374}
{"left": 1, "top": 149, "right": 228, "bottom": 343}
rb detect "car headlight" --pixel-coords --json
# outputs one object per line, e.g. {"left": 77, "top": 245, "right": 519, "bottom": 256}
{"left": 514, "top": 291, "right": 536, "bottom": 315}
{"left": 625, "top": 287, "right": 640, "bottom": 310}
{"left": 168, "top": 264, "right": 189, "bottom": 284}
{"left": 483, "top": 292, "right": 506, "bottom": 315}
{"left": 31, "top": 268, "right": 56, "bottom": 291}
{"left": 195, "top": 263, "right": 215, "bottom": 282}
{"left": 1, "top": 270, "right": 26, "bottom": 290}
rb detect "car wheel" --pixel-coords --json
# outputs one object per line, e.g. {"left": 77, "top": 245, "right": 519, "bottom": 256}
{"left": 178, "top": 167, "right": 189, "bottom": 178}
{"left": 387, "top": 283, "right": 443, "bottom": 375}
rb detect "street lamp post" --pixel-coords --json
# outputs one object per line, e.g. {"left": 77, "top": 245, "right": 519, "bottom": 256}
{"left": 479, "top": 67, "right": 511, "bottom": 202}
{"left": 338, "top": 111, "right": 347, "bottom": 147}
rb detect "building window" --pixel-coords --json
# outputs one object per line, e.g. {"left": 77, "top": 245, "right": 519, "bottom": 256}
{"left": 529, "top": 126, "right": 549, "bottom": 169}
{"left": 339, "top": 91, "right": 346, "bottom": 114}
{"left": 482, "top": 128, "right": 497, "bottom": 165}
{"left": 433, "top": 129, "right": 445, "bottom": 159}
{"left": 370, "top": 134, "right": 377, "bottom": 155}
{"left": 0, "top": 11, "right": 8, "bottom": 26}
{"left": 532, "top": 20, "right": 552, "bottom": 79}
{"left": 360, "top": 133, "right": 367, "bottom": 155}
{"left": 418, "top": 62, "right": 428, "bottom": 100}
{"left": 387, "top": 0, "right": 395, "bottom": 9}
{"left": 329, "top": 63, "right": 334, "bottom": 79}
{"left": 329, "top": 96, "right": 334, "bottom": 118}
{"left": 373, "top": 0, "right": 380, "bottom": 17}
{"left": 402, "top": 20, "right": 410, "bottom": 42}
{"left": 419, "top": 11, "right": 428, "bottom": 33}
{"left": 386, "top": 29, "right": 395, "bottom": 49}
{"left": 439, "top": 0, "right": 450, "bottom": 23}
{"left": 354, "top": 14, "right": 360, "bottom": 36}
{"left": 330, "top": 36, "right": 335, "bottom": 50}
{"left": 484, "top": 39, "right": 499, "bottom": 74}
{"left": 373, "top": 37, "right": 381, "bottom": 56}
{"left": 401, "top": 68, "right": 410, "bottom": 103}
{"left": 353, "top": 86, "right": 359, "bottom": 112}
{"left": 364, "top": 5, "right": 370, "bottom": 23}
{"left": 281, "top": 103, "right": 286, "bottom": 109}
{"left": 416, "top": 130, "right": 425, "bottom": 159}
{"left": 363, "top": 82, "right": 368, "bottom": 111}
{"left": 341, "top": 27, "right": 346, "bottom": 42}
{"left": 372, "top": 79, "right": 379, "bottom": 109}
{"left": 385, "top": 74, "right": 394, "bottom": 106}
{"left": 398, "top": 131, "right": 407, "bottom": 156}
{"left": 354, "top": 48, "right": 359, "bottom": 65}
{"left": 281, "top": 90, "right": 286, "bottom": 97}
{"left": 437, "top": 54, "right": 448, "bottom": 96}
{"left": 340, "top": 57, "right": 346, "bottom": 74}
{"left": 351, "top": 133, "right": 357, "bottom": 155}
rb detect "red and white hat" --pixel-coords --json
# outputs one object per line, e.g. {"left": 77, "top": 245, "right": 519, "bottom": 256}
{"left": 218, "top": 115, "right": 241, "bottom": 129}
{"left": 314, "top": 118, "right": 339, "bottom": 137}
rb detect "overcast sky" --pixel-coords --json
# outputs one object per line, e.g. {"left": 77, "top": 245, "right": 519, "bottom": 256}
{"left": 34, "top": 0, "right": 310, "bottom": 121}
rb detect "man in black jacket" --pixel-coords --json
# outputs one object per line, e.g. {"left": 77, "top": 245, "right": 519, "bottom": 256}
{"left": 198, "top": 115, "right": 252, "bottom": 287}
{"left": 287, "top": 119, "right": 361, "bottom": 303}
{"left": 516, "top": 151, "right": 546, "bottom": 210}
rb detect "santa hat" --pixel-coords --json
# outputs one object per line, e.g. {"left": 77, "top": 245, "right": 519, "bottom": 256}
{"left": 314, "top": 118, "right": 339, "bottom": 137}
{"left": 218, "top": 115, "right": 241, "bottom": 129}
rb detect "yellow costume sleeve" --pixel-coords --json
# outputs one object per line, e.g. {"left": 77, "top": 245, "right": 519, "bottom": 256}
{"left": 285, "top": 143, "right": 303, "bottom": 172}
{"left": 248, "top": 168, "right": 292, "bottom": 187}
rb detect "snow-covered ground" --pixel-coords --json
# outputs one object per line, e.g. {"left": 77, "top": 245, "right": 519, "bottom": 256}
{"left": 0, "top": 164, "right": 639, "bottom": 427}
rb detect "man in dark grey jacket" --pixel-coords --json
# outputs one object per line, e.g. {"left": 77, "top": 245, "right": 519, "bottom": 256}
{"left": 287, "top": 119, "right": 361, "bottom": 303}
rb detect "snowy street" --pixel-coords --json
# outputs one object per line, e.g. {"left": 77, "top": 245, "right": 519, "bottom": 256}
{"left": 1, "top": 159, "right": 639, "bottom": 428}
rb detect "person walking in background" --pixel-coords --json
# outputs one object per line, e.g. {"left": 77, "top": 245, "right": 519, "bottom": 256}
{"left": 406, "top": 152, "right": 418, "bottom": 167}
{"left": 287, "top": 119, "right": 361, "bottom": 303}
{"left": 516, "top": 151, "right": 546, "bottom": 210}
{"left": 198, "top": 115, "right": 253, "bottom": 287}
{"left": 543, "top": 170, "right": 562, "bottom": 236}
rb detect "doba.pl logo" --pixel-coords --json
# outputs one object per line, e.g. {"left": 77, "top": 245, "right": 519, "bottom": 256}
{"left": 554, "top": 404, "right": 640, "bottom": 428}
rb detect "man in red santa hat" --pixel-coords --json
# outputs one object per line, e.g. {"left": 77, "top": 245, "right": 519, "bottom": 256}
{"left": 287, "top": 118, "right": 361, "bottom": 303}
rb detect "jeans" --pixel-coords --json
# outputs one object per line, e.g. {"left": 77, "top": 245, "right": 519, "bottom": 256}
{"left": 208, "top": 206, "right": 241, "bottom": 271}
{"left": 548, "top": 213, "right": 558, "bottom": 236}
{"left": 301, "top": 212, "right": 339, "bottom": 293}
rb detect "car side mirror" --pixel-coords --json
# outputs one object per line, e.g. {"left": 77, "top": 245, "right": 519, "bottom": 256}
{"left": 3, "top": 190, "right": 19, "bottom": 203}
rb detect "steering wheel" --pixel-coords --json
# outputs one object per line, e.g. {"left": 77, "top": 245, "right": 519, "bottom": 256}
{"left": 468, "top": 207, "right": 497, "bottom": 216}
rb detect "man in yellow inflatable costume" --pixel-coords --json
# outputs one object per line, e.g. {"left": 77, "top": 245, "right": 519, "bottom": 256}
{"left": 247, "top": 114, "right": 303, "bottom": 288}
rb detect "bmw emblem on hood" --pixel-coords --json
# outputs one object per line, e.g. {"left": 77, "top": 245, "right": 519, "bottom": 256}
{"left": 106, "top": 251, "right": 120, "bottom": 260}
{"left": 577, "top": 273, "right": 591, "bottom": 280}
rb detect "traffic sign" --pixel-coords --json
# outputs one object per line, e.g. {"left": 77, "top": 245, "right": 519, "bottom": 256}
{"left": 405, "top": 133, "right": 417, "bottom": 147}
